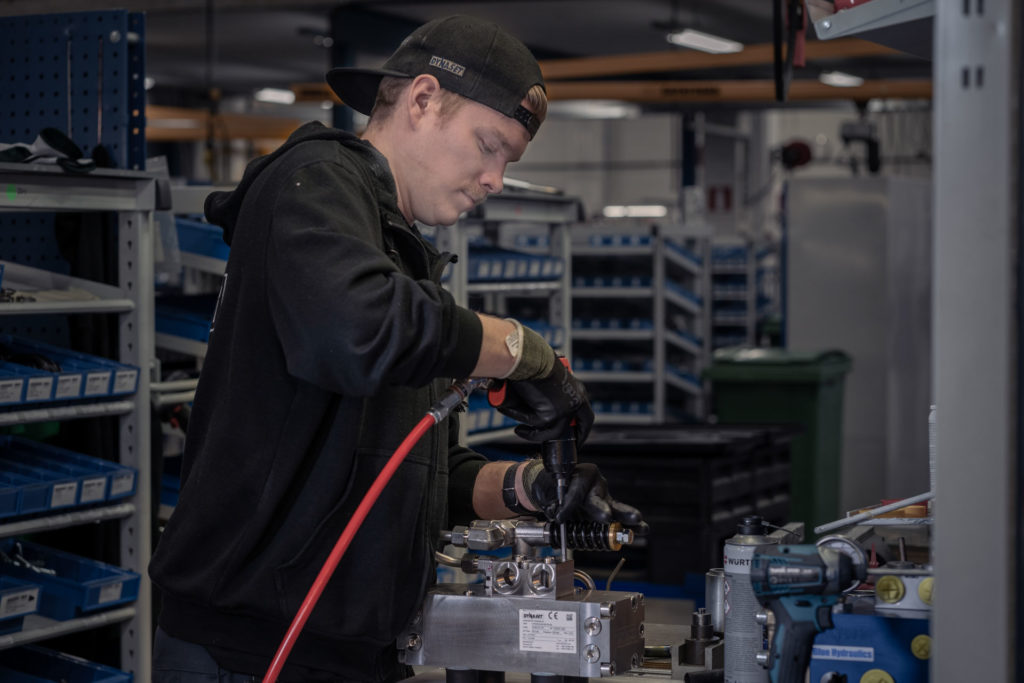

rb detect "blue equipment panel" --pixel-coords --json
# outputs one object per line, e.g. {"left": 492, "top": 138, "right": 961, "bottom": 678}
{"left": 809, "top": 612, "right": 930, "bottom": 683}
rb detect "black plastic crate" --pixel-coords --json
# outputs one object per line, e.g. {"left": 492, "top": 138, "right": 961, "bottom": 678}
{"left": 564, "top": 425, "right": 793, "bottom": 579}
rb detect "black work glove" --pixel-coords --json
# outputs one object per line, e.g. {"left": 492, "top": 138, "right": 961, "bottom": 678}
{"left": 517, "top": 459, "right": 644, "bottom": 527}
{"left": 488, "top": 358, "right": 595, "bottom": 446}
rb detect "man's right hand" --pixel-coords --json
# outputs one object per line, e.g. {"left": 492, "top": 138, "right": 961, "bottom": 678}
{"left": 488, "top": 359, "right": 594, "bottom": 446}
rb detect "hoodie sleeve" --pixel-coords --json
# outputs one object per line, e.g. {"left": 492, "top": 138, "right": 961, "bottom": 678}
{"left": 446, "top": 412, "right": 487, "bottom": 524}
{"left": 264, "top": 157, "right": 482, "bottom": 395}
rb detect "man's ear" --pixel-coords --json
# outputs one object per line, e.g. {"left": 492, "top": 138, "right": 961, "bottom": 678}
{"left": 406, "top": 74, "right": 442, "bottom": 128}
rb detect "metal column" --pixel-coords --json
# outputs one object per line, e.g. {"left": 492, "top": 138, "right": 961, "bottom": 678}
{"left": 933, "top": 1, "right": 1018, "bottom": 681}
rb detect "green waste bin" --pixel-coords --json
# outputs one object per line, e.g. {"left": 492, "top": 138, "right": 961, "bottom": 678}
{"left": 704, "top": 347, "right": 852, "bottom": 534}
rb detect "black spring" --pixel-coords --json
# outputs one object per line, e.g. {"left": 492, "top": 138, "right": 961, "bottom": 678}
{"left": 551, "top": 521, "right": 614, "bottom": 551}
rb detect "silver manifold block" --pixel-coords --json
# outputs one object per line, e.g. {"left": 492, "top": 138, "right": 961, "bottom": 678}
{"left": 398, "top": 518, "right": 646, "bottom": 678}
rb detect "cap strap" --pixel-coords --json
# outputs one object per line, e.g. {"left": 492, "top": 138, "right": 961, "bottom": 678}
{"left": 513, "top": 105, "right": 540, "bottom": 138}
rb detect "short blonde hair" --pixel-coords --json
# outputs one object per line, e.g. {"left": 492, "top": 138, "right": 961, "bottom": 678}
{"left": 369, "top": 76, "right": 466, "bottom": 124}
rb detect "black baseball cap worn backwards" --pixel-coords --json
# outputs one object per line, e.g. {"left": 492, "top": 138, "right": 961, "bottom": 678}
{"left": 326, "top": 15, "right": 545, "bottom": 138}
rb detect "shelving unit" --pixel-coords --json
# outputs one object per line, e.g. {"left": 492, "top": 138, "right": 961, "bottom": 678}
{"left": 710, "top": 240, "right": 756, "bottom": 349}
{"left": 570, "top": 219, "right": 710, "bottom": 424}
{"left": 0, "top": 162, "right": 155, "bottom": 676}
{"left": 434, "top": 191, "right": 580, "bottom": 443}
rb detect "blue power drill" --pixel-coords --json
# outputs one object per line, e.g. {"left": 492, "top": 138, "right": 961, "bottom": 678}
{"left": 750, "top": 544, "right": 865, "bottom": 683}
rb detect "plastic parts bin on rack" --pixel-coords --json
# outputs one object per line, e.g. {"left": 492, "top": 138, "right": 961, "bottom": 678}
{"left": 0, "top": 539, "right": 140, "bottom": 622}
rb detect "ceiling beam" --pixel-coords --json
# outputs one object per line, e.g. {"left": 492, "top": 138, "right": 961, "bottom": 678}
{"left": 292, "top": 78, "right": 932, "bottom": 106}
{"left": 539, "top": 38, "right": 909, "bottom": 81}
{"left": 544, "top": 78, "right": 932, "bottom": 103}
{"left": 146, "top": 104, "right": 303, "bottom": 141}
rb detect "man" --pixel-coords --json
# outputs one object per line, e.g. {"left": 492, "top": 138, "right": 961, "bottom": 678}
{"left": 150, "top": 14, "right": 642, "bottom": 683}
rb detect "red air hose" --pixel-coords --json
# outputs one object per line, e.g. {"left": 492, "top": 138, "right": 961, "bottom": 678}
{"left": 263, "top": 378, "right": 486, "bottom": 683}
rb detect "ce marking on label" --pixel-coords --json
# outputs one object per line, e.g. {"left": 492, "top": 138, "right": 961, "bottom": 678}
{"left": 547, "top": 612, "right": 559, "bottom": 620}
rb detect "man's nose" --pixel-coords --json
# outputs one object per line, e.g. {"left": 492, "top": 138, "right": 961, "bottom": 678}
{"left": 481, "top": 167, "right": 504, "bottom": 195}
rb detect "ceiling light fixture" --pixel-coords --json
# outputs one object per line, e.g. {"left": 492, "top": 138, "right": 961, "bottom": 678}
{"left": 819, "top": 71, "right": 865, "bottom": 88}
{"left": 548, "top": 99, "right": 642, "bottom": 120}
{"left": 666, "top": 28, "right": 743, "bottom": 54}
{"left": 602, "top": 205, "right": 669, "bottom": 218}
{"left": 254, "top": 87, "right": 296, "bottom": 105}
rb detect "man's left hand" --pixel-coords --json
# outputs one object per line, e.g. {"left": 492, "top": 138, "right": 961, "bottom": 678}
{"left": 520, "top": 460, "right": 643, "bottom": 526}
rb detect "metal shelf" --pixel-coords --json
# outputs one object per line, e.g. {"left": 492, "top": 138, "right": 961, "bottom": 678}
{"left": 572, "top": 328, "right": 653, "bottom": 341}
{"left": 180, "top": 251, "right": 227, "bottom": 276}
{"left": 462, "top": 192, "right": 581, "bottom": 224}
{"left": 712, "top": 265, "right": 748, "bottom": 275}
{"left": 666, "top": 289, "right": 701, "bottom": 315}
{"left": 809, "top": 0, "right": 934, "bottom": 58}
{"left": 572, "top": 245, "right": 654, "bottom": 257}
{"left": 574, "top": 370, "right": 655, "bottom": 383}
{"left": 0, "top": 260, "right": 134, "bottom": 314}
{"left": 666, "top": 373, "right": 703, "bottom": 396}
{"left": 465, "top": 280, "right": 562, "bottom": 294}
{"left": 666, "top": 331, "right": 703, "bottom": 356}
{"left": 0, "top": 163, "right": 157, "bottom": 213}
{"left": 0, "top": 607, "right": 137, "bottom": 651}
{"left": 572, "top": 286, "right": 653, "bottom": 299}
{"left": 156, "top": 332, "right": 208, "bottom": 358}
{"left": 592, "top": 413, "right": 658, "bottom": 425}
{"left": 0, "top": 400, "right": 134, "bottom": 426}
{"left": 664, "top": 247, "right": 702, "bottom": 276}
{"left": 712, "top": 291, "right": 750, "bottom": 301}
{"left": 0, "top": 503, "right": 135, "bottom": 538}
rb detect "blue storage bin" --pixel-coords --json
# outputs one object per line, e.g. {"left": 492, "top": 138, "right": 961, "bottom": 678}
{"left": 6, "top": 453, "right": 101, "bottom": 505}
{"left": 160, "top": 473, "right": 180, "bottom": 508}
{"left": 0, "top": 459, "right": 77, "bottom": 510}
{"left": 0, "top": 475, "right": 20, "bottom": 518}
{"left": 176, "top": 217, "right": 229, "bottom": 261}
{"left": 467, "top": 245, "right": 562, "bottom": 282}
{"left": 155, "top": 295, "right": 218, "bottom": 343}
{"left": 0, "top": 645, "right": 132, "bottom": 683}
{"left": 0, "top": 576, "right": 41, "bottom": 636}
{"left": 0, "top": 335, "right": 139, "bottom": 399}
{"left": 0, "top": 369, "right": 27, "bottom": 407}
{"left": 0, "top": 540, "right": 140, "bottom": 621}
{"left": 0, "top": 362, "right": 54, "bottom": 404}
{"left": 0, "top": 469, "right": 47, "bottom": 516}
{"left": 2, "top": 438, "right": 136, "bottom": 504}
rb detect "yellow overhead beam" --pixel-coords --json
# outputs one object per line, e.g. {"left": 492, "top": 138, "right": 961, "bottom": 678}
{"left": 146, "top": 104, "right": 304, "bottom": 142}
{"left": 538, "top": 38, "right": 907, "bottom": 81}
{"left": 544, "top": 78, "right": 932, "bottom": 103}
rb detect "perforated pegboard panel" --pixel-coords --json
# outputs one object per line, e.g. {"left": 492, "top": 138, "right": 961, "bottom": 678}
{"left": 0, "top": 315, "right": 71, "bottom": 348}
{"left": 1, "top": 9, "right": 146, "bottom": 170}
{"left": 0, "top": 214, "right": 69, "bottom": 272}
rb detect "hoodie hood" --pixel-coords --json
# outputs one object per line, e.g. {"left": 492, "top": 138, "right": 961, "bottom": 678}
{"left": 204, "top": 121, "right": 385, "bottom": 245}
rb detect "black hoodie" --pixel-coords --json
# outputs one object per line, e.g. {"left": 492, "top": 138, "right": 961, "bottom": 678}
{"left": 149, "top": 121, "right": 486, "bottom": 681}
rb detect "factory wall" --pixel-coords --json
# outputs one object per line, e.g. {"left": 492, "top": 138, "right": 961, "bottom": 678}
{"left": 514, "top": 113, "right": 683, "bottom": 218}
